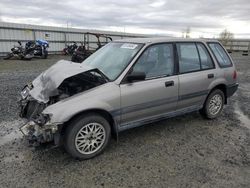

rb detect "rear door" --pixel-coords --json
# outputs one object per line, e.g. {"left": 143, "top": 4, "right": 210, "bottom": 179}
{"left": 119, "top": 43, "right": 179, "bottom": 127}
{"left": 176, "top": 42, "right": 216, "bottom": 109}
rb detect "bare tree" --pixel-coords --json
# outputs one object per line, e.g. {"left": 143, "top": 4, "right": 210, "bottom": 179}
{"left": 219, "top": 29, "right": 234, "bottom": 46}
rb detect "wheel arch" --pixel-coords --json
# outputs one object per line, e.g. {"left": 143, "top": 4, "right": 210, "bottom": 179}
{"left": 208, "top": 84, "right": 227, "bottom": 104}
{"left": 57, "top": 108, "right": 118, "bottom": 145}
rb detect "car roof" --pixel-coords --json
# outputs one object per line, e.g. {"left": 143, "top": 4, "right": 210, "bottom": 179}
{"left": 114, "top": 37, "right": 219, "bottom": 44}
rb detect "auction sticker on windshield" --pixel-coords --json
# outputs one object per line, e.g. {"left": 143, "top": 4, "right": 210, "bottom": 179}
{"left": 121, "top": 43, "right": 138, "bottom": 49}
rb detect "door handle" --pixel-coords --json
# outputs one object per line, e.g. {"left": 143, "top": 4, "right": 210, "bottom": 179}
{"left": 208, "top": 74, "right": 214, "bottom": 79}
{"left": 165, "top": 81, "right": 174, "bottom": 87}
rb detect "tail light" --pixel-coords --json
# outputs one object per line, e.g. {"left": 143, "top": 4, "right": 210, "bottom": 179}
{"left": 233, "top": 70, "right": 237, "bottom": 80}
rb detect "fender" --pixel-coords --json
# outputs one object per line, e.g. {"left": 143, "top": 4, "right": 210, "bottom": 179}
{"left": 43, "top": 82, "right": 121, "bottom": 124}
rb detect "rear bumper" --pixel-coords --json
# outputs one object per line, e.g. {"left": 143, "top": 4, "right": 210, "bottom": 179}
{"left": 227, "top": 83, "right": 239, "bottom": 97}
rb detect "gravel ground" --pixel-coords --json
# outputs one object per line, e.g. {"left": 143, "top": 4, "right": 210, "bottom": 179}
{"left": 0, "top": 54, "right": 249, "bottom": 188}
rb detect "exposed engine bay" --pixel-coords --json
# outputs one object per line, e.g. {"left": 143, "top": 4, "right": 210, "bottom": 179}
{"left": 57, "top": 70, "right": 107, "bottom": 100}
{"left": 20, "top": 70, "right": 107, "bottom": 119}
{"left": 18, "top": 60, "right": 108, "bottom": 145}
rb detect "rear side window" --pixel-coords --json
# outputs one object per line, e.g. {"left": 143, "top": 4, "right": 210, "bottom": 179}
{"left": 177, "top": 43, "right": 200, "bottom": 73}
{"left": 197, "top": 43, "right": 214, "bottom": 69}
{"left": 208, "top": 43, "right": 232, "bottom": 67}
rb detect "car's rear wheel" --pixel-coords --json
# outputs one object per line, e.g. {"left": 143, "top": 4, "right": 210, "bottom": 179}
{"left": 64, "top": 113, "right": 111, "bottom": 160}
{"left": 200, "top": 89, "right": 225, "bottom": 119}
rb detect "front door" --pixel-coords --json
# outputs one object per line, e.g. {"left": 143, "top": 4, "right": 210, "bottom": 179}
{"left": 119, "top": 43, "right": 179, "bottom": 127}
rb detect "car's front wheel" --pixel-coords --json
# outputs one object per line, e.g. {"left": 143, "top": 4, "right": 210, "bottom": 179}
{"left": 64, "top": 113, "right": 111, "bottom": 160}
{"left": 200, "top": 89, "right": 225, "bottom": 119}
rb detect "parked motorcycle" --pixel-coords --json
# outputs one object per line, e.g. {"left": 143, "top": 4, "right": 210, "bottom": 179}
{"left": 4, "top": 40, "right": 49, "bottom": 60}
{"left": 63, "top": 42, "right": 78, "bottom": 55}
{"left": 25, "top": 39, "right": 49, "bottom": 59}
{"left": 3, "top": 41, "right": 31, "bottom": 60}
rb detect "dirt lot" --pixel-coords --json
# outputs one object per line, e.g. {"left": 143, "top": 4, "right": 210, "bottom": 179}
{"left": 0, "top": 54, "right": 249, "bottom": 188}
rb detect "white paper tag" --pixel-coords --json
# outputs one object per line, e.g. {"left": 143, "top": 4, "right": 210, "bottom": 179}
{"left": 121, "top": 43, "right": 138, "bottom": 49}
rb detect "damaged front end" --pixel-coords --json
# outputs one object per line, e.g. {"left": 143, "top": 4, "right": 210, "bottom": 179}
{"left": 19, "top": 97, "right": 59, "bottom": 145}
{"left": 20, "top": 118, "right": 58, "bottom": 145}
{"left": 18, "top": 60, "right": 108, "bottom": 146}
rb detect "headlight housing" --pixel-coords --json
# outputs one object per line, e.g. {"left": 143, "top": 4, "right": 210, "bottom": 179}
{"left": 20, "top": 86, "right": 30, "bottom": 99}
{"left": 20, "top": 83, "right": 33, "bottom": 99}
{"left": 33, "top": 113, "right": 51, "bottom": 126}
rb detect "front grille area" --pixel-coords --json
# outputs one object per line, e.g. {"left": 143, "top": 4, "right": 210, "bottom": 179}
{"left": 19, "top": 100, "right": 46, "bottom": 120}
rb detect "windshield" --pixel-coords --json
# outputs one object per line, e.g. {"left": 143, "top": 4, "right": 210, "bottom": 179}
{"left": 83, "top": 42, "right": 144, "bottom": 80}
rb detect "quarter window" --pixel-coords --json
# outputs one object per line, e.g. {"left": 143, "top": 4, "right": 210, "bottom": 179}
{"left": 208, "top": 43, "right": 232, "bottom": 67}
{"left": 132, "top": 44, "right": 174, "bottom": 79}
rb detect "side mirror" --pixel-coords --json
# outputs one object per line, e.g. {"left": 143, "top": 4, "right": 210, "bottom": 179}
{"left": 18, "top": 41, "right": 22, "bottom": 46}
{"left": 126, "top": 71, "right": 146, "bottom": 82}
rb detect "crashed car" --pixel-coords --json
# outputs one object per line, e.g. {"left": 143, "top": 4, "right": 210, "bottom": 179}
{"left": 19, "top": 38, "right": 238, "bottom": 159}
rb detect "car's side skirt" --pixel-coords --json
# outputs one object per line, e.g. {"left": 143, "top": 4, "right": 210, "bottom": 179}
{"left": 117, "top": 105, "right": 202, "bottom": 132}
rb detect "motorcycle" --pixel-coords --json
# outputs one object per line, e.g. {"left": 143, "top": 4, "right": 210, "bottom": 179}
{"left": 3, "top": 41, "right": 30, "bottom": 60}
{"left": 4, "top": 40, "right": 49, "bottom": 60}
{"left": 25, "top": 39, "right": 49, "bottom": 59}
{"left": 63, "top": 42, "right": 78, "bottom": 55}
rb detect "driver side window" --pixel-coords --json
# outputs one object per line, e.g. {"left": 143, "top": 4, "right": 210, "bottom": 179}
{"left": 132, "top": 43, "right": 174, "bottom": 79}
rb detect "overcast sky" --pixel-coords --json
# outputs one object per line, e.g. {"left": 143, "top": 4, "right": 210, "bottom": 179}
{"left": 0, "top": 0, "right": 249, "bottom": 38}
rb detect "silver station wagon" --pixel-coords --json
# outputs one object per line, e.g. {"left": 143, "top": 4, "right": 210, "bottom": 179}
{"left": 19, "top": 38, "right": 238, "bottom": 159}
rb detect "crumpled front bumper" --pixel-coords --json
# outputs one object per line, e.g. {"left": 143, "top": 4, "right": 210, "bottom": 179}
{"left": 20, "top": 120, "right": 59, "bottom": 145}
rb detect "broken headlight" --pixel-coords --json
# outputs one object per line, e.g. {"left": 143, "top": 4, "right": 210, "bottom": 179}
{"left": 33, "top": 114, "right": 51, "bottom": 126}
{"left": 20, "top": 83, "right": 33, "bottom": 99}
{"left": 20, "top": 86, "right": 30, "bottom": 99}
{"left": 20, "top": 121, "right": 36, "bottom": 136}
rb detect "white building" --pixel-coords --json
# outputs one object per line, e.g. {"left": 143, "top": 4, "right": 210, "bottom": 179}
{"left": 0, "top": 22, "right": 150, "bottom": 56}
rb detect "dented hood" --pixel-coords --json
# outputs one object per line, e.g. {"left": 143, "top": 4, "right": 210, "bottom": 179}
{"left": 29, "top": 60, "right": 94, "bottom": 103}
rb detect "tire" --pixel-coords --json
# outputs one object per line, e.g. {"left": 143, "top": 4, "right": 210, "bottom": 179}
{"left": 64, "top": 113, "right": 111, "bottom": 160}
{"left": 42, "top": 51, "right": 48, "bottom": 59}
{"left": 200, "top": 89, "right": 225, "bottom": 119}
{"left": 3, "top": 53, "right": 13, "bottom": 60}
{"left": 62, "top": 48, "right": 67, "bottom": 55}
{"left": 71, "top": 55, "right": 76, "bottom": 62}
